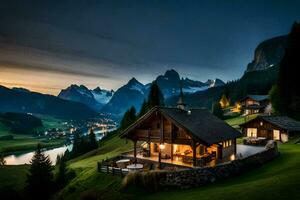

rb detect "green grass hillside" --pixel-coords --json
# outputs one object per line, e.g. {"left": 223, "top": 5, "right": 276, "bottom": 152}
{"left": 57, "top": 134, "right": 133, "bottom": 200}
{"left": 1, "top": 115, "right": 300, "bottom": 200}
{"left": 225, "top": 114, "right": 259, "bottom": 129}
{"left": 136, "top": 142, "right": 300, "bottom": 200}
{"left": 0, "top": 115, "right": 66, "bottom": 154}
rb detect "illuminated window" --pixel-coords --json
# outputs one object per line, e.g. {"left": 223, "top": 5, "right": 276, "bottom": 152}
{"left": 229, "top": 140, "right": 232, "bottom": 146}
{"left": 273, "top": 130, "right": 280, "bottom": 140}
{"left": 247, "top": 128, "right": 257, "bottom": 137}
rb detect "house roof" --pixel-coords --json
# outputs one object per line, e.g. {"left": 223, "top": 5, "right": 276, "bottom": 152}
{"left": 240, "top": 115, "right": 300, "bottom": 132}
{"left": 240, "top": 95, "right": 269, "bottom": 102}
{"left": 120, "top": 106, "right": 242, "bottom": 145}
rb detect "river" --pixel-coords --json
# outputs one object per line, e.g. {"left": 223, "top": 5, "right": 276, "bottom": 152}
{"left": 3, "top": 127, "right": 116, "bottom": 165}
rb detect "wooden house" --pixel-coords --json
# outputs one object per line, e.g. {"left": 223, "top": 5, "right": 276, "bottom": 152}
{"left": 239, "top": 116, "right": 300, "bottom": 143}
{"left": 120, "top": 105, "right": 242, "bottom": 167}
{"left": 240, "top": 95, "right": 270, "bottom": 115}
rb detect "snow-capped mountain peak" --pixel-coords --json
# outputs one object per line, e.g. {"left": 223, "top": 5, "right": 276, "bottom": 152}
{"left": 91, "top": 87, "right": 114, "bottom": 104}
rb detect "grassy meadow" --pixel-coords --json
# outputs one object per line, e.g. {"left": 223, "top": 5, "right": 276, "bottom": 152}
{"left": 0, "top": 115, "right": 66, "bottom": 154}
{"left": 1, "top": 114, "right": 300, "bottom": 200}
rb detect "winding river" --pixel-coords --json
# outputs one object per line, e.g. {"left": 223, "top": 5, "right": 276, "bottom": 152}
{"left": 3, "top": 128, "right": 116, "bottom": 165}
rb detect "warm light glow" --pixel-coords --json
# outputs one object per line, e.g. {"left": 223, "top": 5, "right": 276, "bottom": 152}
{"left": 231, "top": 102, "right": 242, "bottom": 113}
{"left": 230, "top": 154, "right": 236, "bottom": 161}
{"left": 173, "top": 144, "right": 178, "bottom": 153}
{"left": 159, "top": 143, "right": 165, "bottom": 150}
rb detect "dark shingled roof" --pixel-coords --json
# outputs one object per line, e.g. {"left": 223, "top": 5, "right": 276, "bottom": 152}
{"left": 261, "top": 116, "right": 300, "bottom": 131}
{"left": 240, "top": 115, "right": 300, "bottom": 132}
{"left": 240, "top": 95, "right": 269, "bottom": 102}
{"left": 121, "top": 106, "right": 242, "bottom": 145}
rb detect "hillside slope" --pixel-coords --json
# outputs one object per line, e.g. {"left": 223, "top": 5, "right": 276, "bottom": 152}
{"left": 0, "top": 85, "right": 98, "bottom": 119}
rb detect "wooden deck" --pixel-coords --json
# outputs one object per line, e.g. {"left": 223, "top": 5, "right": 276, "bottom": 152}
{"left": 123, "top": 152, "right": 217, "bottom": 168}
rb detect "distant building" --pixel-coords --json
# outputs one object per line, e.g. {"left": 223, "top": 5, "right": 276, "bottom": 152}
{"left": 239, "top": 95, "right": 270, "bottom": 115}
{"left": 239, "top": 115, "right": 300, "bottom": 143}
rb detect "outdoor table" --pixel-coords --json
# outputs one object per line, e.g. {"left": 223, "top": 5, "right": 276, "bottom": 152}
{"left": 116, "top": 159, "right": 130, "bottom": 168}
{"left": 126, "top": 163, "right": 143, "bottom": 171}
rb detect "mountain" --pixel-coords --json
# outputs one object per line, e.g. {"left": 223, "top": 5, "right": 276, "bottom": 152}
{"left": 246, "top": 35, "right": 288, "bottom": 72}
{"left": 101, "top": 78, "right": 146, "bottom": 118}
{"left": 167, "top": 36, "right": 284, "bottom": 108}
{"left": 58, "top": 84, "right": 113, "bottom": 111}
{"left": 91, "top": 87, "right": 114, "bottom": 105}
{"left": 0, "top": 85, "right": 97, "bottom": 119}
{"left": 155, "top": 69, "right": 224, "bottom": 98}
{"left": 101, "top": 69, "right": 224, "bottom": 118}
{"left": 205, "top": 79, "right": 225, "bottom": 88}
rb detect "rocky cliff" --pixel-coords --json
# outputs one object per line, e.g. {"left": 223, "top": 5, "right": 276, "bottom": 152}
{"left": 246, "top": 35, "right": 288, "bottom": 72}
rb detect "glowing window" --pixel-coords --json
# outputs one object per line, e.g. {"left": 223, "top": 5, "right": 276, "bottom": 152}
{"left": 273, "top": 130, "right": 280, "bottom": 140}
{"left": 247, "top": 128, "right": 257, "bottom": 137}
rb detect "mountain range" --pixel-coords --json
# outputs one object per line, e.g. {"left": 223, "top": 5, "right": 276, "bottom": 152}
{"left": 0, "top": 34, "right": 287, "bottom": 120}
{"left": 58, "top": 69, "right": 225, "bottom": 117}
{"left": 0, "top": 85, "right": 97, "bottom": 119}
{"left": 58, "top": 85, "right": 114, "bottom": 111}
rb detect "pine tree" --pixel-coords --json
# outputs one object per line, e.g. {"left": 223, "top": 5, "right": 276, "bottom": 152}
{"left": 56, "top": 157, "right": 67, "bottom": 187}
{"left": 148, "top": 82, "right": 164, "bottom": 108}
{"left": 25, "top": 144, "right": 54, "bottom": 199}
{"left": 138, "top": 100, "right": 149, "bottom": 117}
{"left": 120, "top": 106, "right": 136, "bottom": 130}
{"left": 88, "top": 129, "right": 98, "bottom": 150}
{"left": 212, "top": 102, "right": 223, "bottom": 119}
{"left": 71, "top": 131, "right": 81, "bottom": 157}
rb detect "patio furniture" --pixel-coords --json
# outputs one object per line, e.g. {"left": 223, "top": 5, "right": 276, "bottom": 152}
{"left": 116, "top": 159, "right": 131, "bottom": 168}
{"left": 127, "top": 163, "right": 144, "bottom": 171}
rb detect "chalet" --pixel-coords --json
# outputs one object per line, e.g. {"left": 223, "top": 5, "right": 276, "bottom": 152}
{"left": 239, "top": 115, "right": 300, "bottom": 143}
{"left": 120, "top": 97, "right": 242, "bottom": 167}
{"left": 240, "top": 95, "right": 270, "bottom": 115}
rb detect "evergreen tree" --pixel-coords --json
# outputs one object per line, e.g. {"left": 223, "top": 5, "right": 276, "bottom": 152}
{"left": 147, "top": 82, "right": 164, "bottom": 108}
{"left": 120, "top": 106, "right": 136, "bottom": 130}
{"left": 71, "top": 131, "right": 81, "bottom": 158}
{"left": 88, "top": 129, "right": 98, "bottom": 150}
{"left": 271, "top": 22, "right": 300, "bottom": 119}
{"left": 56, "top": 157, "right": 67, "bottom": 187}
{"left": 25, "top": 144, "right": 54, "bottom": 199}
{"left": 212, "top": 102, "right": 223, "bottom": 119}
{"left": 138, "top": 100, "right": 149, "bottom": 117}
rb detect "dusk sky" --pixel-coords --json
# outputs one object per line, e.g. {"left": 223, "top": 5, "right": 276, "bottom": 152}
{"left": 0, "top": 0, "right": 299, "bottom": 95}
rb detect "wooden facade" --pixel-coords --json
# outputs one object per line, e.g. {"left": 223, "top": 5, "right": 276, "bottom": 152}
{"left": 239, "top": 116, "right": 300, "bottom": 143}
{"left": 240, "top": 95, "right": 270, "bottom": 115}
{"left": 121, "top": 107, "right": 240, "bottom": 167}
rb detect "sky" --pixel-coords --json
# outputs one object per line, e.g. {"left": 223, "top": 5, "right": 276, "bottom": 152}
{"left": 0, "top": 0, "right": 299, "bottom": 95}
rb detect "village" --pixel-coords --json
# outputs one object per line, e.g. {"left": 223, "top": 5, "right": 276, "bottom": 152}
{"left": 97, "top": 90, "right": 300, "bottom": 181}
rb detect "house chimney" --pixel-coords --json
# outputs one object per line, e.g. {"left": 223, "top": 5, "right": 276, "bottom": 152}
{"left": 177, "top": 80, "right": 187, "bottom": 110}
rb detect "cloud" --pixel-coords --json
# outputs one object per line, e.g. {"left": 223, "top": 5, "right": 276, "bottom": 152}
{"left": 0, "top": 42, "right": 113, "bottom": 79}
{"left": 0, "top": 60, "right": 111, "bottom": 79}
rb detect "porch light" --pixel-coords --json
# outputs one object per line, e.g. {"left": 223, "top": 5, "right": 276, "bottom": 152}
{"left": 260, "top": 121, "right": 263, "bottom": 126}
{"left": 159, "top": 143, "right": 165, "bottom": 150}
{"left": 230, "top": 154, "right": 235, "bottom": 161}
